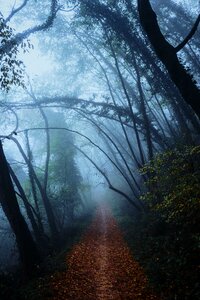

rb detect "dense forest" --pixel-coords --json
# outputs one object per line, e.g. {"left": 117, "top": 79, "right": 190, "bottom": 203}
{"left": 0, "top": 0, "right": 199, "bottom": 299}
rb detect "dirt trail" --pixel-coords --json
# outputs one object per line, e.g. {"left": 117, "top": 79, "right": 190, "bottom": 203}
{"left": 49, "top": 205, "right": 159, "bottom": 299}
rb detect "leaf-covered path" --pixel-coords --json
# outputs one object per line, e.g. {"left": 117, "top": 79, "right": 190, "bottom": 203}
{"left": 49, "top": 205, "right": 159, "bottom": 299}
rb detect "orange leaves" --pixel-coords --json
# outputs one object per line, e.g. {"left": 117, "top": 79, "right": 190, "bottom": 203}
{"left": 48, "top": 205, "right": 159, "bottom": 299}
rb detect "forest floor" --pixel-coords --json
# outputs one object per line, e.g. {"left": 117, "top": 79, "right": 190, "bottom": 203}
{"left": 45, "top": 204, "right": 159, "bottom": 300}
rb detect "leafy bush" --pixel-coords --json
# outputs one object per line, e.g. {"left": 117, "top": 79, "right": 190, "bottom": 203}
{"left": 140, "top": 145, "right": 200, "bottom": 299}
{"left": 141, "top": 145, "right": 200, "bottom": 228}
{"left": 118, "top": 145, "right": 200, "bottom": 299}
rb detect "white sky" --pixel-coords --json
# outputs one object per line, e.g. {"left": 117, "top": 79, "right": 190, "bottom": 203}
{"left": 18, "top": 37, "right": 55, "bottom": 76}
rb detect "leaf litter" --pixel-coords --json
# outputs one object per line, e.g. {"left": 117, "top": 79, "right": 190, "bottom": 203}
{"left": 48, "top": 205, "right": 159, "bottom": 299}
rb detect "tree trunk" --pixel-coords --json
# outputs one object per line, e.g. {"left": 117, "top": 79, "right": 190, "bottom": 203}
{"left": 0, "top": 141, "right": 40, "bottom": 276}
{"left": 11, "top": 136, "right": 60, "bottom": 247}
{"left": 9, "top": 165, "right": 47, "bottom": 250}
{"left": 133, "top": 56, "right": 154, "bottom": 159}
{"left": 137, "top": 0, "right": 200, "bottom": 119}
{"left": 25, "top": 135, "right": 44, "bottom": 233}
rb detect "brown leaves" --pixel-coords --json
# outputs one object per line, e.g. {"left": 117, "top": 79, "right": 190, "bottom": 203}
{"left": 48, "top": 205, "right": 159, "bottom": 299}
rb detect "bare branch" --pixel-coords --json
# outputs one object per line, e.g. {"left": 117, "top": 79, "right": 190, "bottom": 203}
{"left": 0, "top": 104, "right": 19, "bottom": 134}
{"left": 26, "top": 84, "right": 50, "bottom": 194}
{"left": 75, "top": 109, "right": 142, "bottom": 192}
{"left": 74, "top": 145, "right": 142, "bottom": 211}
{"left": 13, "top": 126, "right": 139, "bottom": 199}
{"left": 59, "top": 3, "right": 79, "bottom": 13}
{"left": 3, "top": 126, "right": 144, "bottom": 210}
{"left": 5, "top": 0, "right": 29, "bottom": 23}
{"left": 2, "top": 96, "right": 166, "bottom": 148}
{"left": 175, "top": 14, "right": 200, "bottom": 52}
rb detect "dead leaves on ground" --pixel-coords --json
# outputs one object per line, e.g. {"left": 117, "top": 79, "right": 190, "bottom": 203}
{"left": 48, "top": 205, "right": 159, "bottom": 299}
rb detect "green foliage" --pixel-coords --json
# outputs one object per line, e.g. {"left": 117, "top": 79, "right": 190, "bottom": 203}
{"left": 130, "top": 145, "right": 200, "bottom": 299}
{"left": 115, "top": 145, "right": 200, "bottom": 299}
{"left": 140, "top": 145, "right": 200, "bottom": 228}
{"left": 0, "top": 17, "right": 26, "bottom": 91}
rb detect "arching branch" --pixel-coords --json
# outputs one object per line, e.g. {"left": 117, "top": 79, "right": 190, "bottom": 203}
{"left": 2, "top": 127, "right": 144, "bottom": 211}
{"left": 3, "top": 95, "right": 166, "bottom": 147}
{"left": 74, "top": 145, "right": 142, "bottom": 212}
{"left": 13, "top": 126, "right": 140, "bottom": 199}
{"left": 75, "top": 109, "right": 142, "bottom": 192}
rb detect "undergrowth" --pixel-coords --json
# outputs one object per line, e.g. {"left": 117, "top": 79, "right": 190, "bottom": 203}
{"left": 114, "top": 145, "right": 200, "bottom": 300}
{"left": 0, "top": 209, "right": 94, "bottom": 300}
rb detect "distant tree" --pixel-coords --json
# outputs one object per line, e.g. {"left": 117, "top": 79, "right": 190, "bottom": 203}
{"left": 45, "top": 111, "right": 82, "bottom": 224}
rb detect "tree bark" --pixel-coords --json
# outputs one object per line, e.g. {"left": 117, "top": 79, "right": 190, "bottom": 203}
{"left": 137, "top": 0, "right": 200, "bottom": 119}
{"left": 0, "top": 141, "right": 40, "bottom": 276}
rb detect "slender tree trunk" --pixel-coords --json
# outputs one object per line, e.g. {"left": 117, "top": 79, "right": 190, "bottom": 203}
{"left": 108, "top": 38, "right": 146, "bottom": 165}
{"left": 77, "top": 111, "right": 141, "bottom": 192}
{"left": 154, "top": 94, "right": 178, "bottom": 140}
{"left": 9, "top": 166, "right": 47, "bottom": 250}
{"left": 35, "top": 104, "right": 50, "bottom": 193}
{"left": 133, "top": 56, "right": 154, "bottom": 159}
{"left": 11, "top": 136, "right": 60, "bottom": 247}
{"left": 25, "top": 133, "right": 44, "bottom": 232}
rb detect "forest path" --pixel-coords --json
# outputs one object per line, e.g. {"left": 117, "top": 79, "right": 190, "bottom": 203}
{"left": 49, "top": 205, "right": 158, "bottom": 299}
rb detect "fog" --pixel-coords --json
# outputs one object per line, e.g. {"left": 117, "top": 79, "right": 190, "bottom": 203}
{"left": 0, "top": 1, "right": 199, "bottom": 299}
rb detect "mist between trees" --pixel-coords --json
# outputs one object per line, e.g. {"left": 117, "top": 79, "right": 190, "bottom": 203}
{"left": 0, "top": 1, "right": 199, "bottom": 299}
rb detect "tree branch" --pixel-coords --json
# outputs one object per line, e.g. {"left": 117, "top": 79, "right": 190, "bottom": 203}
{"left": 5, "top": 0, "right": 29, "bottom": 23}
{"left": 2, "top": 95, "right": 166, "bottom": 148}
{"left": 175, "top": 14, "right": 200, "bottom": 52}
{"left": 137, "top": 0, "right": 200, "bottom": 119}
{"left": 3, "top": 127, "right": 143, "bottom": 211}
{"left": 14, "top": 126, "right": 139, "bottom": 199}
{"left": 74, "top": 145, "right": 142, "bottom": 211}
{"left": 75, "top": 109, "right": 141, "bottom": 192}
{"left": 0, "top": 0, "right": 58, "bottom": 55}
